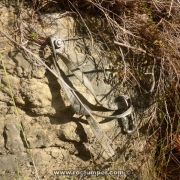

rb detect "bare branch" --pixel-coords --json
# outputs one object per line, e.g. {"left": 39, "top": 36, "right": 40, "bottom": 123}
{"left": 114, "top": 41, "right": 146, "bottom": 53}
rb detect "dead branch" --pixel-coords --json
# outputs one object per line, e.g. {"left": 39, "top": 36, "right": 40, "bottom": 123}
{"left": 114, "top": 41, "right": 146, "bottom": 54}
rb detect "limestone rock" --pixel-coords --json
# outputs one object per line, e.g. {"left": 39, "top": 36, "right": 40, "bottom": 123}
{"left": 0, "top": 101, "right": 8, "bottom": 114}
{"left": 31, "top": 149, "right": 52, "bottom": 165}
{"left": 4, "top": 122, "right": 24, "bottom": 153}
{"left": 59, "top": 121, "right": 81, "bottom": 142}
{"left": 0, "top": 91, "right": 10, "bottom": 104}
{"left": 9, "top": 51, "right": 32, "bottom": 75}
{"left": 0, "top": 154, "right": 16, "bottom": 171}
{"left": 0, "top": 5, "right": 14, "bottom": 29}
{"left": 23, "top": 122, "right": 55, "bottom": 148}
{"left": 1, "top": 75, "right": 20, "bottom": 92}
{"left": 40, "top": 14, "right": 75, "bottom": 38}
{"left": 32, "top": 66, "right": 46, "bottom": 79}
{"left": 20, "top": 78, "right": 69, "bottom": 115}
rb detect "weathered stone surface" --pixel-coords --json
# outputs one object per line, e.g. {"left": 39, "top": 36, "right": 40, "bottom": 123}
{"left": 9, "top": 50, "right": 46, "bottom": 79}
{"left": 40, "top": 14, "right": 75, "bottom": 38}
{"left": 0, "top": 5, "right": 14, "bottom": 28}
{"left": 1, "top": 75, "right": 20, "bottom": 92}
{"left": 4, "top": 121, "right": 24, "bottom": 153}
{"left": 59, "top": 121, "right": 81, "bottom": 142}
{"left": 0, "top": 154, "right": 17, "bottom": 171}
{"left": 24, "top": 122, "right": 54, "bottom": 148}
{"left": 19, "top": 78, "right": 70, "bottom": 115}
{"left": 31, "top": 149, "right": 52, "bottom": 165}
{"left": 21, "top": 115, "right": 57, "bottom": 148}
{"left": 9, "top": 50, "right": 32, "bottom": 74}
{"left": 0, "top": 101, "right": 8, "bottom": 114}
{"left": 32, "top": 66, "right": 46, "bottom": 79}
{"left": 0, "top": 91, "right": 10, "bottom": 103}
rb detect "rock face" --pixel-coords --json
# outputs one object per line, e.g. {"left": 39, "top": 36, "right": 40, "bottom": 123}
{"left": 0, "top": 4, "right": 155, "bottom": 180}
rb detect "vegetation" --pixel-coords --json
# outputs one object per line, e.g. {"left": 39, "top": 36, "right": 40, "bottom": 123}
{"left": 1, "top": 0, "right": 180, "bottom": 179}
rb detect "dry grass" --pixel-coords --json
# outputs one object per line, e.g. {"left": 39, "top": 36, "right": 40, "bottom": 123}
{"left": 2, "top": 0, "right": 180, "bottom": 179}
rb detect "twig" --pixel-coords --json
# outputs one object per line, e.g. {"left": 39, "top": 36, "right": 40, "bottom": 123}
{"left": 144, "top": 59, "right": 156, "bottom": 93}
{"left": 68, "top": 1, "right": 94, "bottom": 46}
{"left": 114, "top": 41, "right": 146, "bottom": 53}
{"left": 64, "top": 37, "right": 83, "bottom": 41}
{"left": 119, "top": 47, "right": 127, "bottom": 84}
{"left": 168, "top": 0, "right": 174, "bottom": 17}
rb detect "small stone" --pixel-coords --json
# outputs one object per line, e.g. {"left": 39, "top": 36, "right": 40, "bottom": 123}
{"left": 59, "top": 122, "right": 81, "bottom": 142}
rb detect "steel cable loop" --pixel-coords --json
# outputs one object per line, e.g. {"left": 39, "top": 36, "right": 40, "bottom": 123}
{"left": 50, "top": 36, "right": 136, "bottom": 156}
